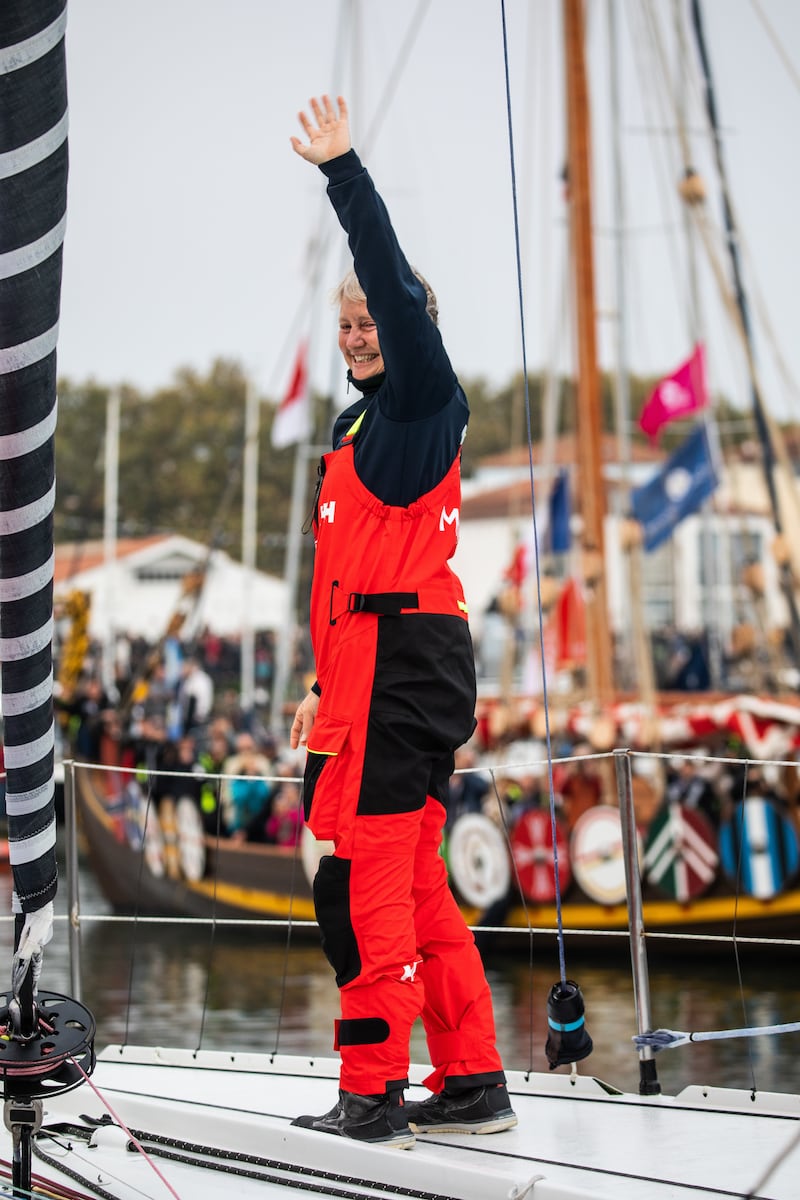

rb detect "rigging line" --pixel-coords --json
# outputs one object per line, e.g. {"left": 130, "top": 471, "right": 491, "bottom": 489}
{"left": 748, "top": 0, "right": 800, "bottom": 94}
{"left": 666, "top": 14, "right": 800, "bottom": 433}
{"left": 731, "top": 760, "right": 758, "bottom": 1096}
{"left": 744, "top": 1118, "right": 800, "bottom": 1200}
{"left": 122, "top": 766, "right": 157, "bottom": 1052}
{"left": 657, "top": 0, "right": 800, "bottom": 429}
{"left": 194, "top": 775, "right": 224, "bottom": 1055}
{"left": 269, "top": 785, "right": 306, "bottom": 1059}
{"left": 628, "top": 0, "right": 697, "bottom": 362}
{"left": 499, "top": 0, "right": 566, "bottom": 987}
{"left": 487, "top": 767, "right": 538, "bottom": 1077}
{"left": 641, "top": 0, "right": 800, "bottom": 494}
{"left": 691, "top": 0, "right": 800, "bottom": 659}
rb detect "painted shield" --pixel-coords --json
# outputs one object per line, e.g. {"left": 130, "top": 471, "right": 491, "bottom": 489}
{"left": 719, "top": 798, "right": 800, "bottom": 899}
{"left": 643, "top": 803, "right": 718, "bottom": 900}
{"left": 447, "top": 813, "right": 511, "bottom": 909}
{"left": 510, "top": 809, "right": 571, "bottom": 903}
{"left": 571, "top": 805, "right": 639, "bottom": 905}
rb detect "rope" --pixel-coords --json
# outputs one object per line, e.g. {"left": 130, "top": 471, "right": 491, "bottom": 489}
{"left": 499, "top": 0, "right": 567, "bottom": 988}
{"left": 635, "top": 1019, "right": 800, "bottom": 1052}
{"left": 58, "top": 1055, "right": 183, "bottom": 1200}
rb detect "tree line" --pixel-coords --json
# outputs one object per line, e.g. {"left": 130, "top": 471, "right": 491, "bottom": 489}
{"left": 55, "top": 357, "right": 757, "bottom": 606}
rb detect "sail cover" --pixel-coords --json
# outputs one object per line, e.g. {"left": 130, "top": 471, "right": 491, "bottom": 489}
{"left": 0, "top": 1, "right": 68, "bottom": 914}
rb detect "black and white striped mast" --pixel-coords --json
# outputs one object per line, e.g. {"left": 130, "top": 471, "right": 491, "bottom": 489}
{"left": 0, "top": 0, "right": 66, "bottom": 991}
{"left": 1, "top": 9, "right": 97, "bottom": 1194}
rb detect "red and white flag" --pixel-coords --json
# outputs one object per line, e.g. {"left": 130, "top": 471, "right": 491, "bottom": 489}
{"left": 272, "top": 341, "right": 311, "bottom": 448}
{"left": 638, "top": 343, "right": 707, "bottom": 442}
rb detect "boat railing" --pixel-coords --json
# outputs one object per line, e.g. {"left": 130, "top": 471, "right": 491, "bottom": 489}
{"left": 55, "top": 744, "right": 800, "bottom": 1095}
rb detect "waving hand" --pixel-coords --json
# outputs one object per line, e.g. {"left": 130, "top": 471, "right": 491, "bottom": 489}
{"left": 290, "top": 94, "right": 351, "bottom": 165}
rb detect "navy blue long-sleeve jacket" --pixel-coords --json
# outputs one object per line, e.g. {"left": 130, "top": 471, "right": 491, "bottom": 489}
{"left": 320, "top": 150, "right": 468, "bottom": 507}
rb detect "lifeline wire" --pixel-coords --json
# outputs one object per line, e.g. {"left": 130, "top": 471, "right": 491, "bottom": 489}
{"left": 499, "top": 0, "right": 567, "bottom": 986}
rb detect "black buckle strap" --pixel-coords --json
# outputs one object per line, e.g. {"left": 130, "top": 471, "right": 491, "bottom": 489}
{"left": 347, "top": 590, "right": 419, "bottom": 616}
{"left": 330, "top": 581, "right": 419, "bottom": 625}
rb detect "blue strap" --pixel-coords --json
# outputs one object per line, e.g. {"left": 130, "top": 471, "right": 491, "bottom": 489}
{"left": 548, "top": 1016, "right": 586, "bottom": 1032}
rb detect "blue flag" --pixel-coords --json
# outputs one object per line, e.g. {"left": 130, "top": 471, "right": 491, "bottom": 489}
{"left": 630, "top": 423, "right": 718, "bottom": 552}
{"left": 547, "top": 469, "right": 571, "bottom": 554}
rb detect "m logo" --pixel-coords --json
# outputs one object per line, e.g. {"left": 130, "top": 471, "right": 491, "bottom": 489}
{"left": 439, "top": 506, "right": 459, "bottom": 534}
{"left": 400, "top": 962, "right": 418, "bottom": 983}
{"left": 320, "top": 500, "right": 336, "bottom": 524}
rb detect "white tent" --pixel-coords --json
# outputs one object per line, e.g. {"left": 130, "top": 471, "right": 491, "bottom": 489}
{"left": 54, "top": 534, "right": 289, "bottom": 641}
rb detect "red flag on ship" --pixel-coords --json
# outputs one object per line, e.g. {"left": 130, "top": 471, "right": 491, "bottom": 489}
{"left": 272, "top": 341, "right": 311, "bottom": 448}
{"left": 554, "top": 577, "right": 586, "bottom": 669}
{"left": 638, "top": 343, "right": 707, "bottom": 442}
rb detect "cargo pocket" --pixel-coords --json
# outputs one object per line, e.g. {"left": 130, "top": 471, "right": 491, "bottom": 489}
{"left": 314, "top": 853, "right": 361, "bottom": 987}
{"left": 303, "top": 712, "right": 351, "bottom": 824}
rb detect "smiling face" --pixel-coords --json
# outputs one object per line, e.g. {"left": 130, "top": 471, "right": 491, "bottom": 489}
{"left": 338, "top": 297, "right": 384, "bottom": 381}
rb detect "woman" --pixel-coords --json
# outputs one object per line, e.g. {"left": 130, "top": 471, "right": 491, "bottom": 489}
{"left": 289, "top": 95, "right": 516, "bottom": 1148}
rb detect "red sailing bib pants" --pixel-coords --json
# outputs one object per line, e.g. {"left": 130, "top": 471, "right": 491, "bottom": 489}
{"left": 303, "top": 439, "right": 505, "bottom": 1097}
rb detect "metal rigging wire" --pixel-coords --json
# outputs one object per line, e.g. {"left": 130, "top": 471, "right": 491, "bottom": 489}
{"left": 498, "top": 0, "right": 568, "bottom": 987}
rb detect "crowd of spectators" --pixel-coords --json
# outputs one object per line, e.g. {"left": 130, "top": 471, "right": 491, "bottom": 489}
{"left": 47, "top": 628, "right": 800, "bottom": 855}
{"left": 53, "top": 630, "right": 309, "bottom": 848}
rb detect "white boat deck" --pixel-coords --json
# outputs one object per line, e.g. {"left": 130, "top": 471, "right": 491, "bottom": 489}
{"left": 29, "top": 1044, "right": 800, "bottom": 1200}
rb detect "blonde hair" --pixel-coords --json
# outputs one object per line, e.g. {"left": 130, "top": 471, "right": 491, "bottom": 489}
{"left": 331, "top": 267, "right": 439, "bottom": 326}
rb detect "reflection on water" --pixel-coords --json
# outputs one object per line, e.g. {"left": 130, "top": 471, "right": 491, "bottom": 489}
{"left": 0, "top": 850, "right": 797, "bottom": 1099}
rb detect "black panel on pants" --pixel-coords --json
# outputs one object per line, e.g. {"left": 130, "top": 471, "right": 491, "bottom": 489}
{"left": 313, "top": 855, "right": 361, "bottom": 987}
{"left": 358, "top": 613, "right": 477, "bottom": 817}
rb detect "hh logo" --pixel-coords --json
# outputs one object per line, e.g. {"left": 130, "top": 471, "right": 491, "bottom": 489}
{"left": 400, "top": 962, "right": 418, "bottom": 983}
{"left": 439, "top": 505, "right": 459, "bottom": 534}
{"left": 319, "top": 500, "right": 336, "bottom": 524}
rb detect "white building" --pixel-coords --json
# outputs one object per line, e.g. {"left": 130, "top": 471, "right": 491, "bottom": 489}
{"left": 454, "top": 437, "right": 790, "bottom": 652}
{"left": 54, "top": 534, "right": 289, "bottom": 643}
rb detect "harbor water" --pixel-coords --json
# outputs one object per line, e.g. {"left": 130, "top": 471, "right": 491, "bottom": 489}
{"left": 0, "top": 841, "right": 797, "bottom": 1101}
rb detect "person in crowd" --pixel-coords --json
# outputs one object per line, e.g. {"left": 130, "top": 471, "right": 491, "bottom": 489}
{"left": 57, "top": 674, "right": 112, "bottom": 760}
{"left": 176, "top": 655, "right": 214, "bottom": 736}
{"left": 194, "top": 717, "right": 234, "bottom": 834}
{"left": 446, "top": 744, "right": 490, "bottom": 830}
{"left": 288, "top": 94, "right": 515, "bottom": 1147}
{"left": 264, "top": 776, "right": 303, "bottom": 847}
{"left": 221, "top": 731, "right": 273, "bottom": 839}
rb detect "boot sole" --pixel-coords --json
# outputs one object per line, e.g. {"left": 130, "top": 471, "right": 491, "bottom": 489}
{"left": 292, "top": 1122, "right": 416, "bottom": 1148}
{"left": 409, "top": 1113, "right": 518, "bottom": 1135}
{"left": 373, "top": 1132, "right": 416, "bottom": 1149}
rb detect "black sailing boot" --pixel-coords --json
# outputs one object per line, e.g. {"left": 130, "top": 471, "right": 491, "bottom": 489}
{"left": 291, "top": 1087, "right": 415, "bottom": 1149}
{"left": 405, "top": 1082, "right": 517, "bottom": 1134}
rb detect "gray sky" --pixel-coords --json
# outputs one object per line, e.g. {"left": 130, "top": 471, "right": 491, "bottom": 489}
{"left": 59, "top": 0, "right": 800, "bottom": 422}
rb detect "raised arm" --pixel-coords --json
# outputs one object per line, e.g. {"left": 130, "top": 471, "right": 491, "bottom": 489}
{"left": 290, "top": 93, "right": 467, "bottom": 503}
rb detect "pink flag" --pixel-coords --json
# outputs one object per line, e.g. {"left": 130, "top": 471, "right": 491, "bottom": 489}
{"left": 272, "top": 341, "right": 311, "bottom": 448}
{"left": 638, "top": 343, "right": 707, "bottom": 442}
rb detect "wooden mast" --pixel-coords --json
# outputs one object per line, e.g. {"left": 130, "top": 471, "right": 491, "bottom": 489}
{"left": 563, "top": 0, "right": 615, "bottom": 708}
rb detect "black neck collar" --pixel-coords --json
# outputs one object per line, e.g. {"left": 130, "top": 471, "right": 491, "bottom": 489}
{"left": 347, "top": 368, "right": 385, "bottom": 395}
